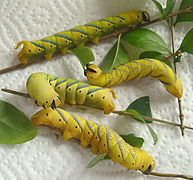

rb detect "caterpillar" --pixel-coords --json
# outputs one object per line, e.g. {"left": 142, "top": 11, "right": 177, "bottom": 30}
{"left": 26, "top": 72, "right": 116, "bottom": 114}
{"left": 14, "top": 10, "right": 150, "bottom": 63}
{"left": 85, "top": 59, "right": 183, "bottom": 98}
{"left": 31, "top": 107, "right": 155, "bottom": 173}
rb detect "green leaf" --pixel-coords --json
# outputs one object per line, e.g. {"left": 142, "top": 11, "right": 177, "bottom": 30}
{"left": 125, "top": 109, "right": 158, "bottom": 145}
{"left": 163, "top": 0, "right": 176, "bottom": 17}
{"left": 180, "top": 28, "right": 193, "bottom": 55}
{"left": 87, "top": 153, "right": 107, "bottom": 168}
{"left": 139, "top": 51, "right": 172, "bottom": 68}
{"left": 68, "top": 46, "right": 95, "bottom": 70}
{"left": 152, "top": 0, "right": 163, "bottom": 15}
{"left": 120, "top": 134, "right": 144, "bottom": 148}
{"left": 175, "top": 0, "right": 193, "bottom": 24}
{"left": 122, "top": 28, "right": 171, "bottom": 54}
{"left": 126, "top": 96, "right": 152, "bottom": 123}
{"left": 100, "top": 34, "right": 130, "bottom": 73}
{"left": 146, "top": 124, "right": 158, "bottom": 145}
{"left": 0, "top": 100, "right": 38, "bottom": 144}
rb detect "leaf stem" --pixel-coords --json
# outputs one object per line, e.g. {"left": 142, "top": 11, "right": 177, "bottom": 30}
{"left": 1, "top": 88, "right": 193, "bottom": 131}
{"left": 145, "top": 171, "right": 190, "bottom": 179}
{"left": 0, "top": 6, "right": 192, "bottom": 75}
{"left": 169, "top": 17, "right": 184, "bottom": 136}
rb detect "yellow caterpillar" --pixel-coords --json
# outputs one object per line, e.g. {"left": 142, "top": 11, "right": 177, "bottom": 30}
{"left": 26, "top": 72, "right": 116, "bottom": 114}
{"left": 14, "top": 10, "right": 149, "bottom": 63}
{"left": 31, "top": 107, "right": 155, "bottom": 173}
{"left": 85, "top": 59, "right": 183, "bottom": 98}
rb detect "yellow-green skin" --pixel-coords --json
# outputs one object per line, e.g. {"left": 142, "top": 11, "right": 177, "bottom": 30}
{"left": 31, "top": 107, "right": 155, "bottom": 173}
{"left": 14, "top": 10, "right": 150, "bottom": 63}
{"left": 85, "top": 59, "right": 183, "bottom": 98}
{"left": 26, "top": 72, "right": 116, "bottom": 114}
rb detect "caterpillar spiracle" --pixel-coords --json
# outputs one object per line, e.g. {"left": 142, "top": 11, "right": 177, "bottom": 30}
{"left": 31, "top": 107, "right": 155, "bottom": 173}
{"left": 85, "top": 59, "right": 183, "bottom": 98}
{"left": 26, "top": 72, "right": 116, "bottom": 114}
{"left": 14, "top": 10, "right": 150, "bottom": 63}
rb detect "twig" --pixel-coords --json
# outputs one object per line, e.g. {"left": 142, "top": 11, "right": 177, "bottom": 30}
{"left": 1, "top": 88, "right": 193, "bottom": 131}
{"left": 169, "top": 18, "right": 184, "bottom": 136}
{"left": 0, "top": 6, "right": 192, "bottom": 75}
{"left": 145, "top": 171, "right": 190, "bottom": 179}
{"left": 161, "top": 50, "right": 182, "bottom": 62}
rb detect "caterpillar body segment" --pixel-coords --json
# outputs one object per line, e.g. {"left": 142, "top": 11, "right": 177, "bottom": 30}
{"left": 85, "top": 59, "right": 183, "bottom": 98}
{"left": 26, "top": 72, "right": 116, "bottom": 114}
{"left": 15, "top": 11, "right": 150, "bottom": 63}
{"left": 31, "top": 107, "right": 155, "bottom": 173}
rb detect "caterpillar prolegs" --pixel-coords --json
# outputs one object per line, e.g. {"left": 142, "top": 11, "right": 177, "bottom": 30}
{"left": 85, "top": 59, "right": 183, "bottom": 98}
{"left": 14, "top": 10, "right": 150, "bottom": 63}
{"left": 26, "top": 72, "right": 116, "bottom": 114}
{"left": 31, "top": 107, "right": 155, "bottom": 173}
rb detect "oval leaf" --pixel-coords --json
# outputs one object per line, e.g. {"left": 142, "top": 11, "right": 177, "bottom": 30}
{"left": 175, "top": 0, "right": 193, "bottom": 24}
{"left": 0, "top": 100, "right": 38, "bottom": 144}
{"left": 122, "top": 28, "right": 171, "bottom": 53}
{"left": 87, "top": 153, "right": 107, "bottom": 168}
{"left": 100, "top": 34, "right": 130, "bottom": 73}
{"left": 180, "top": 28, "right": 193, "bottom": 55}
{"left": 152, "top": 0, "right": 163, "bottom": 15}
{"left": 68, "top": 46, "right": 95, "bottom": 70}
{"left": 126, "top": 96, "right": 152, "bottom": 123}
{"left": 120, "top": 133, "right": 144, "bottom": 148}
{"left": 139, "top": 51, "right": 172, "bottom": 68}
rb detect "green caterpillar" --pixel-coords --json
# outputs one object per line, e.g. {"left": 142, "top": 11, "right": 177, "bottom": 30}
{"left": 15, "top": 10, "right": 150, "bottom": 63}
{"left": 85, "top": 59, "right": 183, "bottom": 98}
{"left": 26, "top": 72, "right": 116, "bottom": 114}
{"left": 32, "top": 107, "right": 155, "bottom": 173}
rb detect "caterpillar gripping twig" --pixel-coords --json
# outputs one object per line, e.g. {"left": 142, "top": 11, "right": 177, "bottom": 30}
{"left": 14, "top": 10, "right": 150, "bottom": 63}
{"left": 85, "top": 59, "right": 183, "bottom": 98}
{"left": 31, "top": 107, "right": 155, "bottom": 173}
{"left": 26, "top": 72, "right": 116, "bottom": 114}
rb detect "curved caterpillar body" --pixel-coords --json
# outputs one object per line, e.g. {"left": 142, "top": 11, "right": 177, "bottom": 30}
{"left": 85, "top": 59, "right": 183, "bottom": 98}
{"left": 26, "top": 72, "right": 116, "bottom": 114}
{"left": 15, "top": 11, "right": 150, "bottom": 63}
{"left": 31, "top": 107, "right": 155, "bottom": 173}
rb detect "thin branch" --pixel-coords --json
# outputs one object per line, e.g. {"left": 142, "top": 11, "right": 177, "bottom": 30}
{"left": 0, "top": 6, "right": 193, "bottom": 75}
{"left": 169, "top": 17, "right": 185, "bottom": 136}
{"left": 2, "top": 88, "right": 193, "bottom": 131}
{"left": 145, "top": 171, "right": 190, "bottom": 179}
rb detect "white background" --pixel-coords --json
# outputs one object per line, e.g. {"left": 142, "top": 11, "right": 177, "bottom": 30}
{"left": 0, "top": 0, "right": 193, "bottom": 179}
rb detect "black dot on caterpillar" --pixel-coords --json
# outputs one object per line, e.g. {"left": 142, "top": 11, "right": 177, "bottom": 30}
{"left": 142, "top": 165, "right": 144, "bottom": 168}
{"left": 79, "top": 90, "right": 81, "bottom": 93}
{"left": 59, "top": 119, "right": 61, "bottom": 121}
{"left": 65, "top": 41, "right": 68, "bottom": 43}
{"left": 50, "top": 45, "right": 53, "bottom": 47}
{"left": 95, "top": 29, "right": 98, "bottom": 32}
{"left": 46, "top": 113, "right": 48, "bottom": 116}
{"left": 46, "top": 101, "right": 48, "bottom": 104}
{"left": 120, "top": 20, "right": 123, "bottom": 22}
{"left": 104, "top": 144, "right": 106, "bottom": 146}
{"left": 95, "top": 136, "right": 97, "bottom": 139}
{"left": 75, "top": 126, "right": 78, "bottom": 128}
{"left": 81, "top": 35, "right": 84, "bottom": 38}
{"left": 91, "top": 94, "right": 93, "bottom": 97}
{"left": 58, "top": 87, "right": 60, "bottom": 89}
{"left": 38, "top": 49, "right": 41, "bottom": 51}
{"left": 132, "top": 163, "right": 134, "bottom": 166}
{"left": 102, "top": 96, "right": 105, "bottom": 99}
{"left": 118, "top": 155, "right": 120, "bottom": 157}
{"left": 50, "top": 83, "right": 52, "bottom": 85}
{"left": 69, "top": 88, "right": 71, "bottom": 91}
{"left": 28, "top": 49, "right": 31, "bottom": 52}
{"left": 88, "top": 132, "right": 90, "bottom": 134}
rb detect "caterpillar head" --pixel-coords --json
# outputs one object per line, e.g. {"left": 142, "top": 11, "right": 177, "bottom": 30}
{"left": 14, "top": 41, "right": 44, "bottom": 63}
{"left": 31, "top": 108, "right": 66, "bottom": 130}
{"left": 138, "top": 150, "right": 155, "bottom": 173}
{"left": 85, "top": 64, "right": 102, "bottom": 77}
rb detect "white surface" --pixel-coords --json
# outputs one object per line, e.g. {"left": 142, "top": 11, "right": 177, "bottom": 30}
{"left": 0, "top": 0, "right": 193, "bottom": 179}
